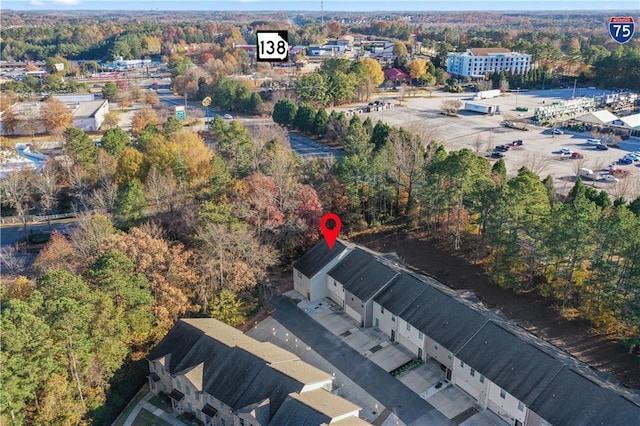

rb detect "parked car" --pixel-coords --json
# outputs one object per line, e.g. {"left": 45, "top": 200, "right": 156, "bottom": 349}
{"left": 594, "top": 144, "right": 609, "bottom": 150}
{"left": 571, "top": 152, "right": 584, "bottom": 159}
{"left": 618, "top": 158, "right": 633, "bottom": 165}
{"left": 608, "top": 167, "right": 630, "bottom": 177}
{"left": 624, "top": 153, "right": 640, "bottom": 161}
{"left": 552, "top": 129, "right": 564, "bottom": 135}
{"left": 223, "top": 114, "right": 233, "bottom": 119}
{"left": 560, "top": 148, "right": 573, "bottom": 155}
{"left": 511, "top": 140, "right": 524, "bottom": 146}
{"left": 495, "top": 144, "right": 511, "bottom": 152}
{"left": 490, "top": 151, "right": 505, "bottom": 159}
{"left": 600, "top": 174, "right": 620, "bottom": 183}
{"left": 586, "top": 138, "right": 602, "bottom": 145}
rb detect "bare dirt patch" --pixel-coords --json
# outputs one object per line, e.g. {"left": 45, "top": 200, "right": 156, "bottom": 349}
{"left": 352, "top": 227, "right": 640, "bottom": 389}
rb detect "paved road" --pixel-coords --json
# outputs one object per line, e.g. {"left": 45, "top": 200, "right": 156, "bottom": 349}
{"left": 271, "top": 296, "right": 452, "bottom": 426}
{"left": 0, "top": 221, "right": 76, "bottom": 247}
{"left": 288, "top": 132, "right": 344, "bottom": 160}
{"left": 156, "top": 89, "right": 219, "bottom": 120}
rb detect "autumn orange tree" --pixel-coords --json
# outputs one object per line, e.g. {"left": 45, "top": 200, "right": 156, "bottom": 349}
{"left": 100, "top": 225, "right": 200, "bottom": 334}
{"left": 40, "top": 98, "right": 73, "bottom": 137}
{"left": 131, "top": 106, "right": 159, "bottom": 135}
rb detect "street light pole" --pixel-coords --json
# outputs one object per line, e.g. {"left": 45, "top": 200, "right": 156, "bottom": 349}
{"left": 572, "top": 78, "right": 577, "bottom": 99}
{"left": 515, "top": 87, "right": 520, "bottom": 109}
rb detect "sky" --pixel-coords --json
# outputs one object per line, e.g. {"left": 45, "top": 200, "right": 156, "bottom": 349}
{"left": 2, "top": 0, "right": 639, "bottom": 11}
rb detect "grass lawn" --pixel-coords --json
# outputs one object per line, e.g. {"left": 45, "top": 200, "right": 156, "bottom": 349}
{"left": 133, "top": 409, "right": 172, "bottom": 426}
{"left": 111, "top": 387, "right": 149, "bottom": 426}
{"left": 148, "top": 395, "right": 166, "bottom": 410}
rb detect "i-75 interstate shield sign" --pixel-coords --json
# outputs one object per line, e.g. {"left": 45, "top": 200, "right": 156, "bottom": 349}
{"left": 609, "top": 17, "right": 635, "bottom": 44}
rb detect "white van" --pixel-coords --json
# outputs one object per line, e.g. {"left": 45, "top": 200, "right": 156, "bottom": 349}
{"left": 579, "top": 168, "right": 596, "bottom": 180}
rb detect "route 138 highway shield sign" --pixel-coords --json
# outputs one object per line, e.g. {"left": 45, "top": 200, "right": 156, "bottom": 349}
{"left": 609, "top": 17, "right": 635, "bottom": 44}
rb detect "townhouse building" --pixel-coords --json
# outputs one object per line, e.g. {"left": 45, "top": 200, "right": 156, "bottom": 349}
{"left": 147, "top": 318, "right": 367, "bottom": 425}
{"left": 326, "top": 248, "right": 398, "bottom": 327}
{"left": 293, "top": 240, "right": 640, "bottom": 426}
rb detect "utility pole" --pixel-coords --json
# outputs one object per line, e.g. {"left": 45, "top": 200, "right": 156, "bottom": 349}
{"left": 572, "top": 78, "right": 577, "bottom": 99}
{"left": 321, "top": 0, "right": 324, "bottom": 27}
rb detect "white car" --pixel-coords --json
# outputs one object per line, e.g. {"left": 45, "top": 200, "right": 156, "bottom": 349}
{"left": 560, "top": 148, "right": 573, "bottom": 155}
{"left": 552, "top": 129, "right": 564, "bottom": 135}
{"left": 223, "top": 114, "right": 233, "bottom": 119}
{"left": 600, "top": 174, "right": 620, "bottom": 183}
{"left": 586, "top": 138, "right": 602, "bottom": 145}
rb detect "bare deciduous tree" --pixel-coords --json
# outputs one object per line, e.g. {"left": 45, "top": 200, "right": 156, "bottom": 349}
{"left": 473, "top": 134, "right": 484, "bottom": 153}
{"left": 0, "top": 169, "right": 35, "bottom": 226}
{"left": 144, "top": 166, "right": 180, "bottom": 213}
{"left": 441, "top": 99, "right": 462, "bottom": 115}
{"left": 34, "top": 161, "right": 60, "bottom": 219}
{"left": 0, "top": 242, "right": 27, "bottom": 275}
{"left": 246, "top": 124, "right": 289, "bottom": 172}
{"left": 519, "top": 151, "right": 550, "bottom": 176}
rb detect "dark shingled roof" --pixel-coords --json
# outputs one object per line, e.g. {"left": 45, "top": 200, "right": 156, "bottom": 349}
{"left": 328, "top": 248, "right": 398, "bottom": 301}
{"left": 268, "top": 397, "right": 332, "bottom": 426}
{"left": 456, "top": 321, "right": 564, "bottom": 406}
{"left": 147, "top": 320, "right": 306, "bottom": 418}
{"left": 293, "top": 240, "right": 347, "bottom": 278}
{"left": 148, "top": 319, "right": 205, "bottom": 366}
{"left": 528, "top": 368, "right": 640, "bottom": 425}
{"left": 374, "top": 272, "right": 488, "bottom": 353}
{"left": 374, "top": 273, "right": 430, "bottom": 316}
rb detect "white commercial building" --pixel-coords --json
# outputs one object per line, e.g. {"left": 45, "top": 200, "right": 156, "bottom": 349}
{"left": 447, "top": 48, "right": 531, "bottom": 78}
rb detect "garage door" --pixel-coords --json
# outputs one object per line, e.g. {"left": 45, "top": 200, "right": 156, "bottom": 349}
{"left": 345, "top": 304, "right": 362, "bottom": 325}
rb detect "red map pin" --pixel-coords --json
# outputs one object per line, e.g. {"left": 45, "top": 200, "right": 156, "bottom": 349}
{"left": 320, "top": 213, "right": 341, "bottom": 250}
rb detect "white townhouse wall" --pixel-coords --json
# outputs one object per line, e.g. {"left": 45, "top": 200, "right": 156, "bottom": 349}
{"left": 395, "top": 316, "right": 425, "bottom": 358}
{"left": 447, "top": 48, "right": 531, "bottom": 78}
{"left": 372, "top": 300, "right": 396, "bottom": 338}
{"left": 423, "top": 336, "right": 455, "bottom": 370}
{"left": 293, "top": 240, "right": 349, "bottom": 301}
{"left": 486, "top": 382, "right": 527, "bottom": 425}
{"left": 327, "top": 274, "right": 346, "bottom": 308}
{"left": 452, "top": 357, "right": 490, "bottom": 408}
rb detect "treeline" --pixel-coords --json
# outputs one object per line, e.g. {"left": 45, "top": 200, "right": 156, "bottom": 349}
{"left": 1, "top": 21, "right": 243, "bottom": 61}
{"left": 593, "top": 46, "right": 640, "bottom": 91}
{"left": 274, "top": 111, "right": 640, "bottom": 349}
{"left": 293, "top": 58, "right": 384, "bottom": 106}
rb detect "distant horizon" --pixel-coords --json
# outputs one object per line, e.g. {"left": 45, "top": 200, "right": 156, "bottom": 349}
{"left": 2, "top": 0, "right": 639, "bottom": 12}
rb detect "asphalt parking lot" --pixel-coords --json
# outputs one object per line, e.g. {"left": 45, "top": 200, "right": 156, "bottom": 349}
{"left": 334, "top": 88, "right": 640, "bottom": 200}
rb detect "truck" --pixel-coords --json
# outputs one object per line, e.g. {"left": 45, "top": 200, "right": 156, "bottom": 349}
{"left": 473, "top": 89, "right": 501, "bottom": 100}
{"left": 579, "top": 168, "right": 597, "bottom": 180}
{"left": 465, "top": 102, "right": 500, "bottom": 114}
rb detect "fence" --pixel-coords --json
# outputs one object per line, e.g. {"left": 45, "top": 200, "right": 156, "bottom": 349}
{"left": 0, "top": 212, "right": 78, "bottom": 225}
